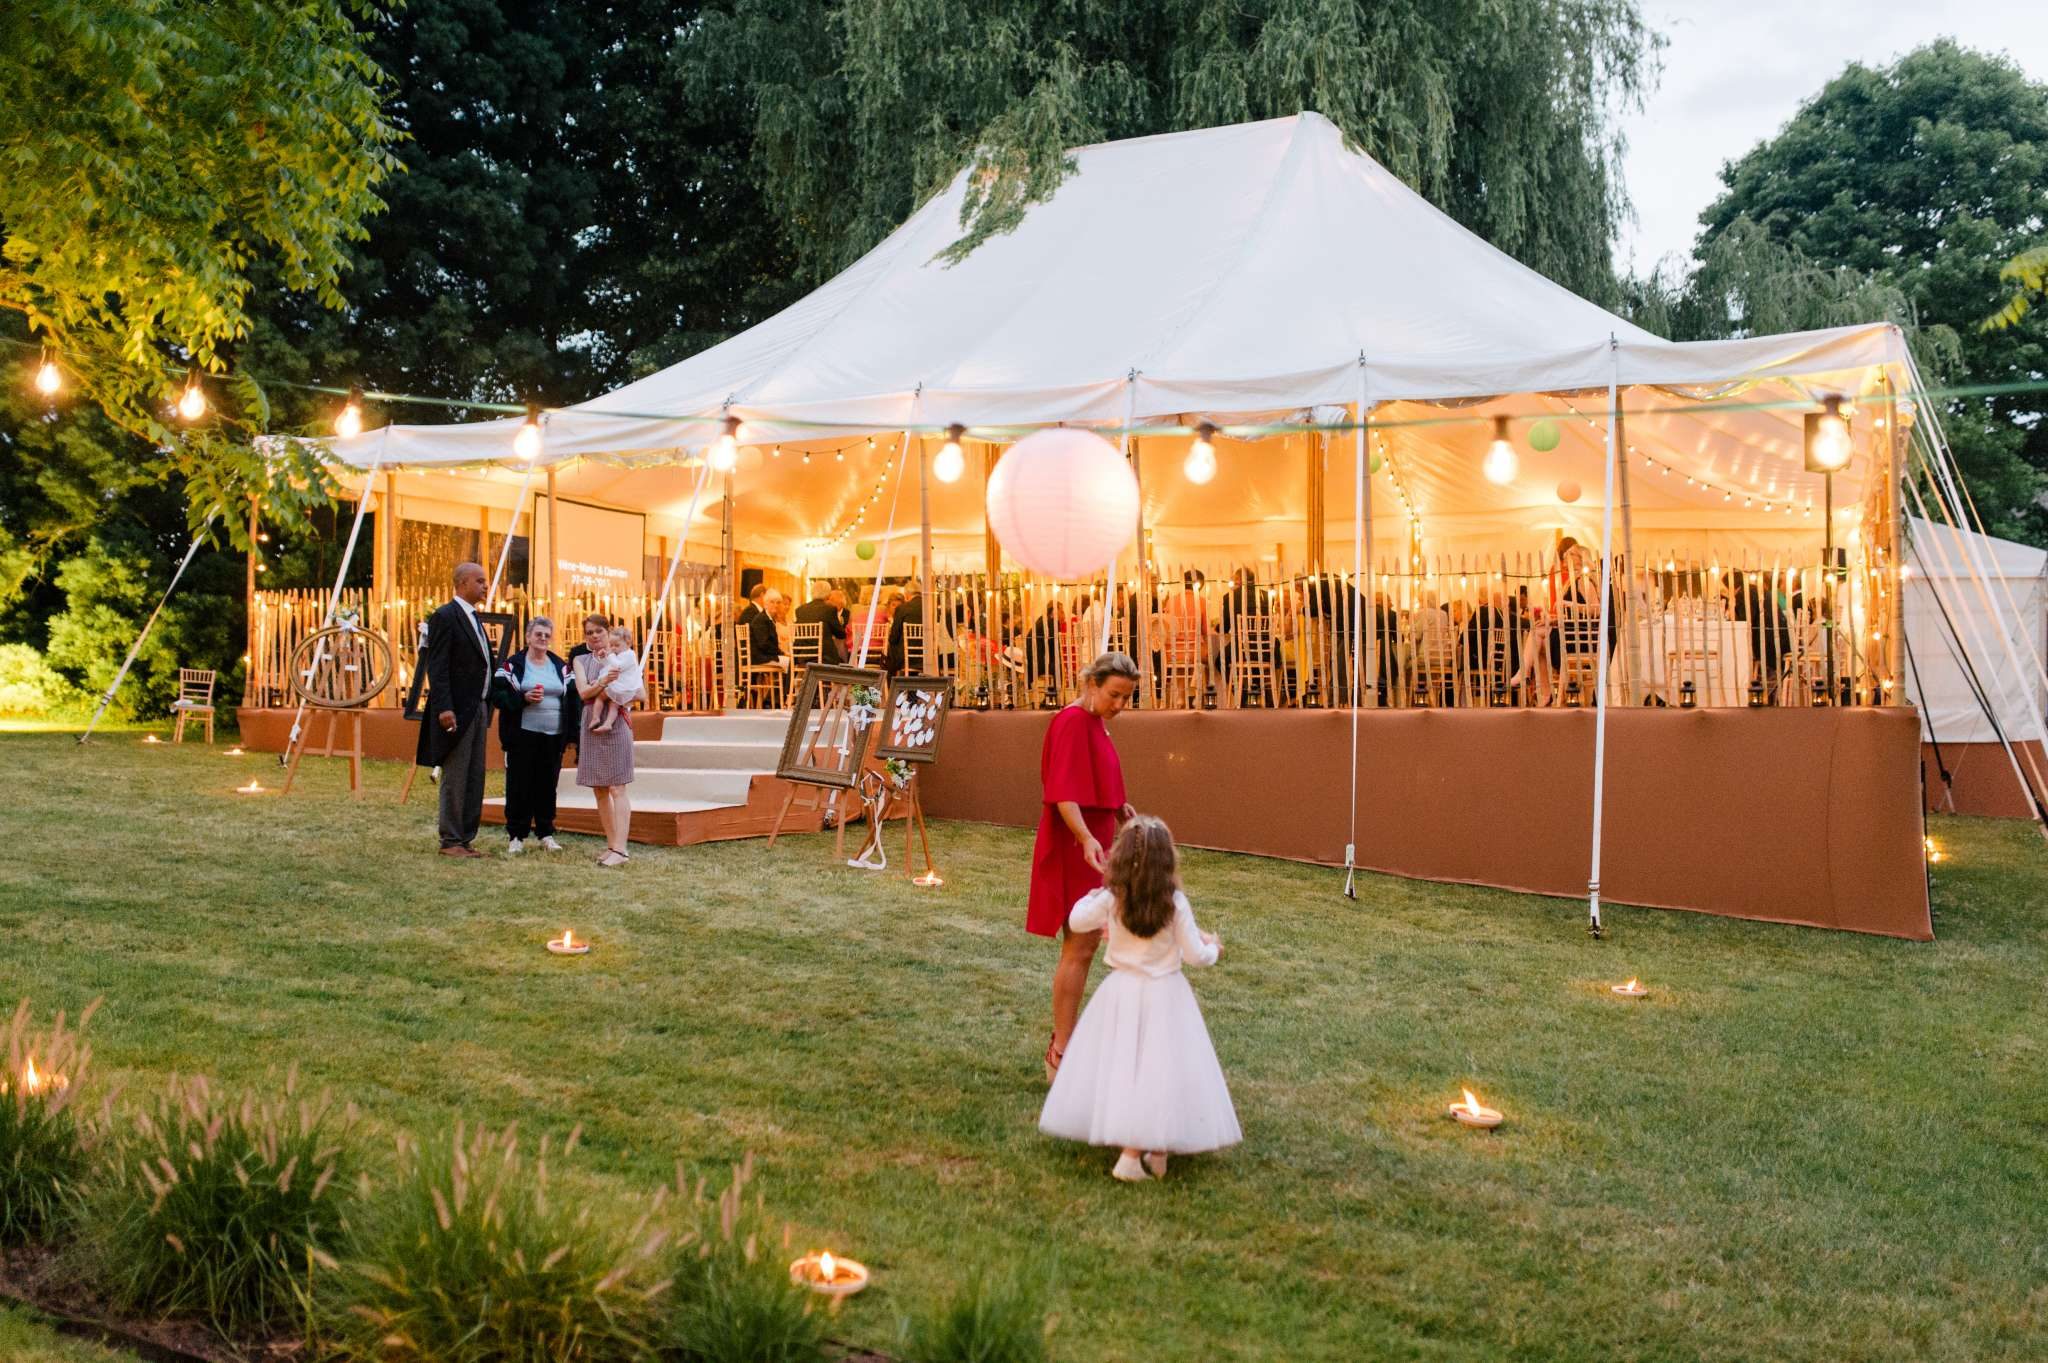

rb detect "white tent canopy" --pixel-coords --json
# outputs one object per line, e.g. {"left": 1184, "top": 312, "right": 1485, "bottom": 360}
{"left": 326, "top": 111, "right": 1907, "bottom": 569}
{"left": 1904, "top": 517, "right": 2048, "bottom": 744}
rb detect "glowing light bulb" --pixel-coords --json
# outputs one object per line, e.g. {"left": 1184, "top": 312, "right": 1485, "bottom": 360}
{"left": 34, "top": 357, "right": 60, "bottom": 396}
{"left": 176, "top": 375, "right": 207, "bottom": 422}
{"left": 710, "top": 416, "right": 740, "bottom": 472}
{"left": 335, "top": 384, "right": 364, "bottom": 439}
{"left": 1185, "top": 422, "right": 1218, "bottom": 484}
{"left": 1482, "top": 416, "right": 1517, "bottom": 486}
{"left": 514, "top": 403, "right": 543, "bottom": 460}
{"left": 1804, "top": 395, "right": 1852, "bottom": 472}
{"left": 934, "top": 425, "right": 965, "bottom": 483}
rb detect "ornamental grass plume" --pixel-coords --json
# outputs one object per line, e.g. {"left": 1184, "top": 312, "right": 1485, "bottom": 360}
{"left": 74, "top": 1064, "right": 356, "bottom": 1339}
{"left": 899, "top": 1263, "right": 1056, "bottom": 1363}
{"left": 322, "top": 1121, "right": 674, "bottom": 1363}
{"left": 0, "top": 998, "right": 104, "bottom": 1246}
{"left": 663, "top": 1153, "right": 827, "bottom": 1363}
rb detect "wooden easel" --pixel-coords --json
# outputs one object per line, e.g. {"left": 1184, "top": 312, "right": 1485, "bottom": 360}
{"left": 842, "top": 770, "right": 934, "bottom": 879}
{"left": 766, "top": 781, "right": 852, "bottom": 855}
{"left": 281, "top": 709, "right": 365, "bottom": 797}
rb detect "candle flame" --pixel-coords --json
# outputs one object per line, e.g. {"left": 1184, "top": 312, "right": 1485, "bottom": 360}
{"left": 23, "top": 1057, "right": 40, "bottom": 1094}
{"left": 1623, "top": 978, "right": 1639, "bottom": 991}
{"left": 1460, "top": 1088, "right": 1482, "bottom": 1116}
{"left": 563, "top": 929, "right": 574, "bottom": 949}
{"left": 818, "top": 1251, "right": 836, "bottom": 1282}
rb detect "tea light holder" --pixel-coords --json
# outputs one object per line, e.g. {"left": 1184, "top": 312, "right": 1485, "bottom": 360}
{"left": 1447, "top": 1088, "right": 1503, "bottom": 1130}
{"left": 790, "top": 1250, "right": 869, "bottom": 1298}
{"left": 1610, "top": 978, "right": 1649, "bottom": 998}
{"left": 225, "top": 745, "right": 246, "bottom": 756}
{"left": 142, "top": 734, "right": 163, "bottom": 745}
{"left": 546, "top": 929, "right": 590, "bottom": 956}
{"left": 911, "top": 870, "right": 944, "bottom": 888}
{"left": 236, "top": 779, "right": 267, "bottom": 795}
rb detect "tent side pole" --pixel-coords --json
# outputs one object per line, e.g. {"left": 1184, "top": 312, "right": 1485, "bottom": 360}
{"left": 721, "top": 470, "right": 736, "bottom": 706}
{"left": 546, "top": 466, "right": 559, "bottom": 619}
{"left": 1134, "top": 437, "right": 1151, "bottom": 703}
{"left": 919, "top": 429, "right": 933, "bottom": 670}
{"left": 1615, "top": 392, "right": 1644, "bottom": 704}
{"left": 1346, "top": 358, "right": 1369, "bottom": 896}
{"left": 244, "top": 497, "right": 260, "bottom": 707}
{"left": 1587, "top": 338, "right": 1621, "bottom": 938}
{"left": 1883, "top": 373, "right": 1903, "bottom": 689}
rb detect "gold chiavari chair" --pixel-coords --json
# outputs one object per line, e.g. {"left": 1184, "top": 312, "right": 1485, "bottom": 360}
{"left": 171, "top": 668, "right": 217, "bottom": 743}
{"left": 1554, "top": 614, "right": 1604, "bottom": 707}
{"left": 1228, "top": 615, "right": 1277, "bottom": 708}
{"left": 739, "top": 633, "right": 788, "bottom": 709}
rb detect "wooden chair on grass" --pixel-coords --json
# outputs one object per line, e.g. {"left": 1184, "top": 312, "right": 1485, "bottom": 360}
{"left": 171, "top": 668, "right": 217, "bottom": 743}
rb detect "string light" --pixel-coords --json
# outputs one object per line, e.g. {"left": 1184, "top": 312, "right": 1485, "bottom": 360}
{"left": 513, "top": 402, "right": 543, "bottom": 459}
{"left": 335, "top": 384, "right": 364, "bottom": 439}
{"left": 33, "top": 347, "right": 60, "bottom": 396}
{"left": 934, "top": 424, "right": 966, "bottom": 482}
{"left": 176, "top": 369, "right": 207, "bottom": 422}
{"left": 710, "top": 415, "right": 740, "bottom": 472}
{"left": 1185, "top": 422, "right": 1218, "bottom": 484}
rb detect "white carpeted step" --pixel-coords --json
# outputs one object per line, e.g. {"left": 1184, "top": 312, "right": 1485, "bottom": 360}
{"left": 659, "top": 712, "right": 791, "bottom": 744}
{"left": 633, "top": 739, "right": 782, "bottom": 771}
{"left": 559, "top": 764, "right": 753, "bottom": 808}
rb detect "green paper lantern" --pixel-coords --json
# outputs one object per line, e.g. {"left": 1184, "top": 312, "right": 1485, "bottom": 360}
{"left": 854, "top": 540, "right": 877, "bottom": 561}
{"left": 1528, "top": 418, "right": 1561, "bottom": 452}
{"left": 1368, "top": 451, "right": 1385, "bottom": 475}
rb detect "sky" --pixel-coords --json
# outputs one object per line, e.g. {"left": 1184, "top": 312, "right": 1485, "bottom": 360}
{"left": 1616, "top": 0, "right": 2048, "bottom": 274}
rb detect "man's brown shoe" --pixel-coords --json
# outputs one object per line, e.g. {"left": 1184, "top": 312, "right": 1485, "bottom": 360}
{"left": 440, "top": 845, "right": 483, "bottom": 858}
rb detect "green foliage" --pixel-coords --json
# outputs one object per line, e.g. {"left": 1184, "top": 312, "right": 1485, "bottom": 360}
{"left": 74, "top": 1068, "right": 357, "bottom": 1339}
{"left": 0, "top": 1, "right": 396, "bottom": 435}
{"left": 691, "top": 0, "right": 1661, "bottom": 304}
{"left": 665, "top": 1156, "right": 827, "bottom": 1363}
{"left": 322, "top": 1122, "right": 671, "bottom": 1363}
{"left": 899, "top": 1265, "right": 1054, "bottom": 1363}
{"left": 0, "top": 1000, "right": 99, "bottom": 1247}
{"left": 0, "top": 644, "right": 76, "bottom": 717}
{"left": 1984, "top": 243, "right": 2048, "bottom": 331}
{"left": 1692, "top": 40, "right": 2048, "bottom": 541}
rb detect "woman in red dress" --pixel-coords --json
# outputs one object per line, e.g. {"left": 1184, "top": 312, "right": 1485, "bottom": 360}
{"left": 1030, "top": 651, "right": 1140, "bottom": 1082}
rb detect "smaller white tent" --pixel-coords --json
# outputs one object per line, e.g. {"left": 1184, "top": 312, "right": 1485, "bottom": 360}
{"left": 1904, "top": 518, "right": 2047, "bottom": 744}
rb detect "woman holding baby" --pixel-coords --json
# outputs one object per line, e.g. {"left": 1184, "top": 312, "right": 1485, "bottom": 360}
{"left": 571, "top": 612, "right": 641, "bottom": 866}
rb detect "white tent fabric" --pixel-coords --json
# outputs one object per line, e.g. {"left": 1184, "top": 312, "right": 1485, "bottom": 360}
{"left": 324, "top": 112, "right": 1906, "bottom": 507}
{"left": 1904, "top": 518, "right": 2048, "bottom": 744}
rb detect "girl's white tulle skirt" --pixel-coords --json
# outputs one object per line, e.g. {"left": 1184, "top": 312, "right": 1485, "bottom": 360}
{"left": 1039, "top": 969, "right": 1241, "bottom": 1154}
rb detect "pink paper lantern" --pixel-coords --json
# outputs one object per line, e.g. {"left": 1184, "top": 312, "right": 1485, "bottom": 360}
{"left": 985, "top": 428, "right": 1139, "bottom": 580}
{"left": 1556, "top": 480, "right": 1582, "bottom": 504}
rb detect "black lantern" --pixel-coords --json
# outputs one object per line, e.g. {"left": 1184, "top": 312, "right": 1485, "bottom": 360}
{"left": 1748, "top": 677, "right": 1765, "bottom": 708}
{"left": 1679, "top": 680, "right": 1697, "bottom": 710}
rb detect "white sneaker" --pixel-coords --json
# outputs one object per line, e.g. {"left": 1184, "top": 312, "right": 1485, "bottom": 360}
{"left": 506, "top": 837, "right": 527, "bottom": 856}
{"left": 539, "top": 836, "right": 564, "bottom": 852}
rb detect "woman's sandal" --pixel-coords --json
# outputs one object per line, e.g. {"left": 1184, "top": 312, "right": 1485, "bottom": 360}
{"left": 1043, "top": 1035, "right": 1064, "bottom": 1085}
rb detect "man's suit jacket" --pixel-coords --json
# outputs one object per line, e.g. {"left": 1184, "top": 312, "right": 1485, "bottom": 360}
{"left": 884, "top": 595, "right": 925, "bottom": 674}
{"left": 747, "top": 608, "right": 782, "bottom": 665}
{"left": 415, "top": 598, "right": 494, "bottom": 766}
{"left": 793, "top": 597, "right": 848, "bottom": 664}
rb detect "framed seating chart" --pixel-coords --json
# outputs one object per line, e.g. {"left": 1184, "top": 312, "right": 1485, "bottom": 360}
{"left": 875, "top": 675, "right": 955, "bottom": 763}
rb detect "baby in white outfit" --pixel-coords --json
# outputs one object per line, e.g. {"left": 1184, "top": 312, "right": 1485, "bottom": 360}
{"left": 588, "top": 625, "right": 642, "bottom": 733}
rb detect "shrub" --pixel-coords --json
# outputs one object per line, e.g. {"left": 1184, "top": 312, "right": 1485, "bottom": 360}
{"left": 664, "top": 1155, "right": 826, "bottom": 1363}
{"left": 900, "top": 1264, "right": 1055, "bottom": 1363}
{"left": 75, "top": 1066, "right": 356, "bottom": 1338}
{"left": 0, "top": 999, "right": 101, "bottom": 1245}
{"left": 322, "top": 1122, "right": 672, "bottom": 1363}
{"left": 0, "top": 644, "right": 77, "bottom": 718}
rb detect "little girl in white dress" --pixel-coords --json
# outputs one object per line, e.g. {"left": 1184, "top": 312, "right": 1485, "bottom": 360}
{"left": 1039, "top": 815, "right": 1240, "bottom": 1182}
{"left": 587, "top": 625, "right": 643, "bottom": 733}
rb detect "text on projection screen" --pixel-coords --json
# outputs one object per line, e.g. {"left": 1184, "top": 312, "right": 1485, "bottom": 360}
{"left": 533, "top": 496, "right": 645, "bottom": 595}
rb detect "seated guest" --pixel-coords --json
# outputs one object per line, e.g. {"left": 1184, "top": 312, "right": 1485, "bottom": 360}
{"left": 747, "top": 587, "right": 785, "bottom": 667}
{"left": 492, "top": 616, "right": 579, "bottom": 854}
{"left": 794, "top": 583, "right": 850, "bottom": 664}
{"left": 885, "top": 586, "right": 926, "bottom": 673}
{"left": 735, "top": 582, "right": 769, "bottom": 628}
{"left": 856, "top": 585, "right": 902, "bottom": 663}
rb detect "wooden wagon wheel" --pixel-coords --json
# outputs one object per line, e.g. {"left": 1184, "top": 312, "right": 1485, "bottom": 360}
{"left": 288, "top": 623, "right": 395, "bottom": 709}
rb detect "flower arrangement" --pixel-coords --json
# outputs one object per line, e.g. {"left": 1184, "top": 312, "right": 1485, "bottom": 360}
{"left": 883, "top": 757, "right": 913, "bottom": 790}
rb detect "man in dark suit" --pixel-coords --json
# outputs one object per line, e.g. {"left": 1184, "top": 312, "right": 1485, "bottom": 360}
{"left": 747, "top": 586, "right": 784, "bottom": 666}
{"left": 417, "top": 561, "right": 496, "bottom": 857}
{"left": 735, "top": 582, "right": 769, "bottom": 628}
{"left": 885, "top": 587, "right": 925, "bottom": 673}
{"left": 793, "top": 581, "right": 849, "bottom": 664}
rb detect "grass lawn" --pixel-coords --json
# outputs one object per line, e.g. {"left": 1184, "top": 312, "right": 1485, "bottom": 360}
{"left": 0, "top": 1307, "right": 136, "bottom": 1363}
{"left": 3, "top": 728, "right": 2045, "bottom": 1362}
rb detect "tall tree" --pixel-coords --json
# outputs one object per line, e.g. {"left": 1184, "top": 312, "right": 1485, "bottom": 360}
{"left": 0, "top": 0, "right": 399, "bottom": 540}
{"left": 684, "top": 0, "right": 1661, "bottom": 307}
{"left": 1696, "top": 40, "right": 2048, "bottom": 541}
